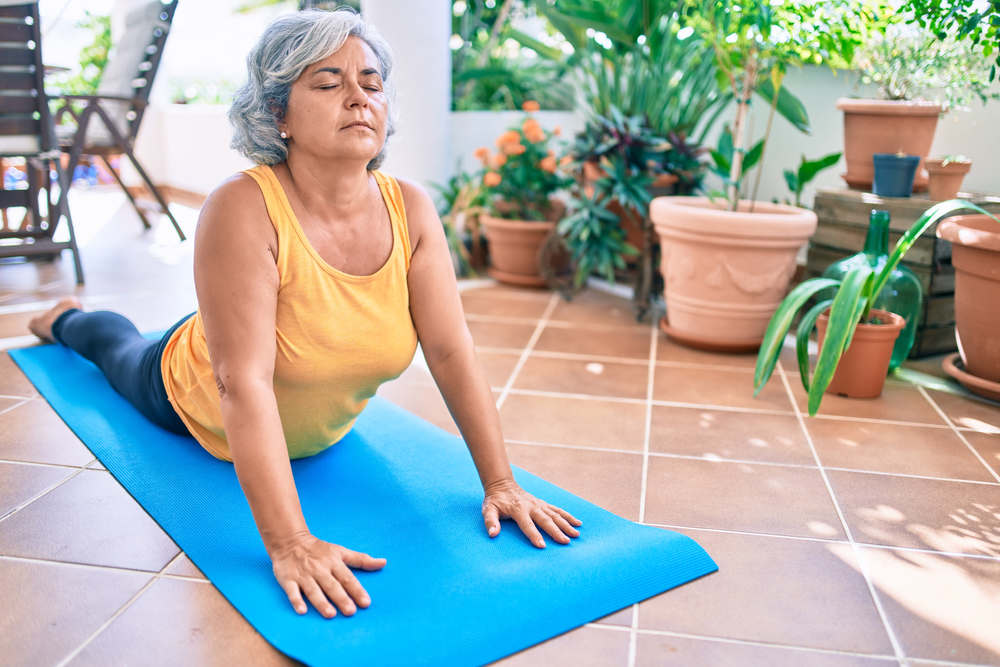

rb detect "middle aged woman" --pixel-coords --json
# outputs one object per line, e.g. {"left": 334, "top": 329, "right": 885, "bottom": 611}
{"left": 26, "top": 8, "right": 582, "bottom": 621}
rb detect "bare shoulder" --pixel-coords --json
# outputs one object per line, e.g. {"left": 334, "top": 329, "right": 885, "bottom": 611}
{"left": 197, "top": 172, "right": 275, "bottom": 249}
{"left": 393, "top": 176, "right": 439, "bottom": 252}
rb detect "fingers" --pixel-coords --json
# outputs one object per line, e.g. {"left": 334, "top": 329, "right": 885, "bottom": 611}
{"left": 548, "top": 504, "right": 583, "bottom": 527}
{"left": 300, "top": 577, "right": 340, "bottom": 619}
{"left": 532, "top": 507, "right": 571, "bottom": 544}
{"left": 280, "top": 579, "right": 308, "bottom": 615}
{"left": 332, "top": 561, "right": 372, "bottom": 609}
{"left": 340, "top": 548, "right": 387, "bottom": 571}
{"left": 483, "top": 503, "right": 501, "bottom": 537}
{"left": 544, "top": 507, "right": 580, "bottom": 539}
{"left": 316, "top": 570, "right": 359, "bottom": 616}
{"left": 511, "top": 508, "right": 547, "bottom": 548}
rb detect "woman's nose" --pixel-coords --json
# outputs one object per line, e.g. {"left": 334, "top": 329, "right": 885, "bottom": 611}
{"left": 344, "top": 80, "right": 368, "bottom": 108}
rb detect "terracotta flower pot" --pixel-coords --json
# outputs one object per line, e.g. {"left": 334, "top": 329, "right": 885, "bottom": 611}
{"left": 936, "top": 215, "right": 1000, "bottom": 388}
{"left": 481, "top": 199, "right": 565, "bottom": 287}
{"left": 650, "top": 197, "right": 817, "bottom": 351}
{"left": 925, "top": 159, "right": 972, "bottom": 201}
{"left": 836, "top": 98, "right": 943, "bottom": 192}
{"left": 816, "top": 309, "right": 905, "bottom": 398}
{"left": 582, "top": 161, "right": 678, "bottom": 263}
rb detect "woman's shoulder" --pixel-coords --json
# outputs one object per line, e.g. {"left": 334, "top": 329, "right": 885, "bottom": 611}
{"left": 196, "top": 171, "right": 275, "bottom": 244}
{"left": 387, "top": 174, "right": 438, "bottom": 252}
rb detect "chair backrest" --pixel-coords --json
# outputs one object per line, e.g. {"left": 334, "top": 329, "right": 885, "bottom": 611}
{"left": 82, "top": 0, "right": 178, "bottom": 147}
{"left": 0, "top": 0, "right": 54, "bottom": 157}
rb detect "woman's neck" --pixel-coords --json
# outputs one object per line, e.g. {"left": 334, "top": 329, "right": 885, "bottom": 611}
{"left": 281, "top": 152, "right": 373, "bottom": 221}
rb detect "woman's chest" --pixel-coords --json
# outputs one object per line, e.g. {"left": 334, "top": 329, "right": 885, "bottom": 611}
{"left": 298, "top": 206, "right": 393, "bottom": 277}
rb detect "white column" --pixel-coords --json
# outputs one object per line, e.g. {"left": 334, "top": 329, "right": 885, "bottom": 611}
{"left": 362, "top": 0, "right": 451, "bottom": 191}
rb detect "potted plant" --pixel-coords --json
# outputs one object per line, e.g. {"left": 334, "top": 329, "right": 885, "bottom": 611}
{"left": 937, "top": 214, "right": 1000, "bottom": 400}
{"left": 475, "top": 101, "right": 572, "bottom": 287}
{"left": 925, "top": 155, "right": 972, "bottom": 202}
{"left": 430, "top": 170, "right": 488, "bottom": 277}
{"left": 754, "top": 200, "right": 1000, "bottom": 415}
{"left": 650, "top": 0, "right": 876, "bottom": 351}
{"left": 837, "top": 21, "right": 1000, "bottom": 191}
{"left": 871, "top": 152, "right": 920, "bottom": 198}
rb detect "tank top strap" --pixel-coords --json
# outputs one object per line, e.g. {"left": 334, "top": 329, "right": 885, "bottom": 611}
{"left": 372, "top": 170, "right": 413, "bottom": 272}
{"left": 242, "top": 165, "right": 292, "bottom": 238}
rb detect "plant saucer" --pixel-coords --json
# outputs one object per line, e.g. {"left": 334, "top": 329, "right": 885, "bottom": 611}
{"left": 942, "top": 353, "right": 1000, "bottom": 402}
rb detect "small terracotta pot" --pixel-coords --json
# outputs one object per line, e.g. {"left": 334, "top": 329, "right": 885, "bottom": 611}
{"left": 481, "top": 199, "right": 565, "bottom": 287}
{"left": 816, "top": 309, "right": 905, "bottom": 399}
{"left": 650, "top": 197, "right": 817, "bottom": 351}
{"left": 925, "top": 159, "right": 972, "bottom": 201}
{"left": 582, "top": 161, "right": 678, "bottom": 262}
{"left": 936, "top": 214, "right": 1000, "bottom": 385}
{"left": 836, "top": 98, "right": 942, "bottom": 192}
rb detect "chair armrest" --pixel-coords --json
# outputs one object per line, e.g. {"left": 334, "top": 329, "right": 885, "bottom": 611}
{"left": 59, "top": 94, "right": 147, "bottom": 108}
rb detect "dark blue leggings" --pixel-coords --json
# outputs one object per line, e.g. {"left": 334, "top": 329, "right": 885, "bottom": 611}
{"left": 51, "top": 309, "right": 194, "bottom": 435}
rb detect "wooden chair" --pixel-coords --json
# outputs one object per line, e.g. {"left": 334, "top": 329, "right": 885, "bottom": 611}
{"left": 0, "top": 0, "right": 84, "bottom": 284}
{"left": 54, "top": 0, "right": 185, "bottom": 241}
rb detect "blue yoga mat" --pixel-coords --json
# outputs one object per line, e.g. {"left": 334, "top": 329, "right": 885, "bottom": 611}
{"left": 10, "top": 340, "right": 717, "bottom": 666}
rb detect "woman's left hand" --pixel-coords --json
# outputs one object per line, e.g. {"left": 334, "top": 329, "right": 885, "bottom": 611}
{"left": 482, "top": 478, "right": 582, "bottom": 548}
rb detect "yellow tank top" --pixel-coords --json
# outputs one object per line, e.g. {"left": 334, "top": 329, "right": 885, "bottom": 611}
{"left": 160, "top": 165, "right": 418, "bottom": 462}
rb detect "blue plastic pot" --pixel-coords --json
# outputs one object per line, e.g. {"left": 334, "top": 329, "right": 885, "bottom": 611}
{"left": 872, "top": 153, "right": 920, "bottom": 197}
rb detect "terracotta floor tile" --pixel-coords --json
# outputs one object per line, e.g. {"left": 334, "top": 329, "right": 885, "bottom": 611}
{"left": 0, "top": 469, "right": 180, "bottom": 570}
{"left": 789, "top": 378, "right": 946, "bottom": 425}
{"left": 476, "top": 350, "right": 522, "bottom": 388}
{"left": 857, "top": 546, "right": 1000, "bottom": 664}
{"left": 461, "top": 292, "right": 551, "bottom": 319}
{"left": 655, "top": 335, "right": 760, "bottom": 369}
{"left": 534, "top": 324, "right": 651, "bottom": 360}
{"left": 491, "top": 624, "right": 630, "bottom": 666}
{"left": 0, "top": 461, "right": 75, "bottom": 518}
{"left": 514, "top": 355, "right": 649, "bottom": 400}
{"left": 0, "top": 310, "right": 36, "bottom": 339}
{"left": 0, "top": 395, "right": 23, "bottom": 412}
{"left": 644, "top": 457, "right": 844, "bottom": 539}
{"left": 0, "top": 398, "right": 94, "bottom": 467}
{"left": 964, "top": 432, "right": 1000, "bottom": 479}
{"left": 592, "top": 606, "right": 633, "bottom": 627}
{"left": 808, "top": 419, "right": 996, "bottom": 482}
{"left": 460, "top": 284, "right": 551, "bottom": 301}
{"left": 0, "top": 352, "right": 37, "bottom": 397}
{"left": 548, "top": 288, "right": 646, "bottom": 329}
{"left": 649, "top": 406, "right": 813, "bottom": 465}
{"left": 637, "top": 529, "right": 893, "bottom": 654}
{"left": 164, "top": 553, "right": 206, "bottom": 580}
{"left": 69, "top": 577, "right": 297, "bottom": 667}
{"left": 634, "top": 634, "right": 893, "bottom": 667}
{"left": 0, "top": 558, "right": 151, "bottom": 666}
{"left": 86, "top": 459, "right": 106, "bottom": 471}
{"left": 926, "top": 389, "right": 1000, "bottom": 433}
{"left": 900, "top": 354, "right": 951, "bottom": 380}
{"left": 827, "top": 470, "right": 1000, "bottom": 557}
{"left": 467, "top": 319, "right": 537, "bottom": 350}
{"left": 506, "top": 443, "right": 642, "bottom": 522}
{"left": 653, "top": 366, "right": 793, "bottom": 412}
{"left": 500, "top": 393, "right": 646, "bottom": 451}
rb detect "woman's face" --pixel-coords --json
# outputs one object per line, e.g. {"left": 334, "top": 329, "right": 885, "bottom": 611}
{"left": 280, "top": 36, "right": 388, "bottom": 165}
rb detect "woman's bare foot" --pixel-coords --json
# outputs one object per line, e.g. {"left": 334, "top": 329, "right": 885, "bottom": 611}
{"left": 28, "top": 297, "right": 83, "bottom": 342}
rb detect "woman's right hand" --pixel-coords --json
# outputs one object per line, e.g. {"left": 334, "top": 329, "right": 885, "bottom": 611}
{"left": 269, "top": 532, "right": 387, "bottom": 618}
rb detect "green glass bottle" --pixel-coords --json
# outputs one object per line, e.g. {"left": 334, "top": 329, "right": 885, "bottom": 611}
{"left": 821, "top": 209, "right": 923, "bottom": 371}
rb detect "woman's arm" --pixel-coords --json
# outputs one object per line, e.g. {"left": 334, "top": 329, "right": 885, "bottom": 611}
{"left": 399, "top": 179, "right": 582, "bottom": 547}
{"left": 194, "top": 176, "right": 384, "bottom": 618}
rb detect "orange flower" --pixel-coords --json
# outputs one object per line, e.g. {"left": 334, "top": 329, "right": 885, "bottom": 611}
{"left": 489, "top": 153, "right": 507, "bottom": 169}
{"left": 539, "top": 155, "right": 557, "bottom": 173}
{"left": 495, "top": 130, "right": 520, "bottom": 147}
{"left": 553, "top": 126, "right": 562, "bottom": 136}
{"left": 502, "top": 142, "right": 527, "bottom": 156}
{"left": 522, "top": 118, "right": 541, "bottom": 134}
{"left": 522, "top": 100, "right": 540, "bottom": 112}
{"left": 524, "top": 128, "right": 546, "bottom": 144}
{"left": 473, "top": 146, "right": 489, "bottom": 163}
{"left": 483, "top": 172, "right": 502, "bottom": 187}
{"left": 559, "top": 155, "right": 572, "bottom": 167}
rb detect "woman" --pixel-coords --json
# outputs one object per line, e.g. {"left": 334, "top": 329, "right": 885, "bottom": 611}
{"left": 28, "top": 9, "right": 581, "bottom": 620}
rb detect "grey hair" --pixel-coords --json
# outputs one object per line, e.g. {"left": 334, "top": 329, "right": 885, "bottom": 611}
{"left": 229, "top": 7, "right": 396, "bottom": 170}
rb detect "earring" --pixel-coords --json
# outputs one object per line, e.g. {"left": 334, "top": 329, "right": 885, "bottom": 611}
{"left": 280, "top": 130, "right": 288, "bottom": 139}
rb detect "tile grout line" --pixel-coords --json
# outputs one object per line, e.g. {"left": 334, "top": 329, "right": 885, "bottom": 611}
{"left": 915, "top": 385, "right": 1000, "bottom": 484}
{"left": 494, "top": 293, "right": 560, "bottom": 411}
{"left": 0, "top": 467, "right": 86, "bottom": 524}
{"left": 0, "top": 397, "right": 30, "bottom": 418}
{"left": 585, "top": 623, "right": 904, "bottom": 663}
{"left": 55, "top": 551, "right": 186, "bottom": 667}
{"left": 628, "top": 314, "right": 659, "bottom": 667}
{"left": 0, "top": 552, "right": 210, "bottom": 580}
{"left": 642, "top": 522, "right": 1000, "bottom": 563}
{"left": 777, "top": 365, "right": 908, "bottom": 666}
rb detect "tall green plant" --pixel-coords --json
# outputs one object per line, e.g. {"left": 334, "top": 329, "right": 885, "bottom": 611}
{"left": 754, "top": 200, "right": 1000, "bottom": 416}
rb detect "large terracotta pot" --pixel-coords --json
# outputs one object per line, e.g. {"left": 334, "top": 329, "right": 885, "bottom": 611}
{"left": 925, "top": 159, "right": 972, "bottom": 201}
{"left": 650, "top": 197, "right": 817, "bottom": 351}
{"left": 481, "top": 199, "right": 565, "bottom": 287}
{"left": 816, "top": 309, "right": 905, "bottom": 398}
{"left": 583, "top": 161, "right": 678, "bottom": 263}
{"left": 836, "top": 98, "right": 943, "bottom": 192}
{"left": 936, "top": 215, "right": 1000, "bottom": 386}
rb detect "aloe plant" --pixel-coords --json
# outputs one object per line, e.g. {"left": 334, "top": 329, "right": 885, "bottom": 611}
{"left": 753, "top": 199, "right": 1000, "bottom": 416}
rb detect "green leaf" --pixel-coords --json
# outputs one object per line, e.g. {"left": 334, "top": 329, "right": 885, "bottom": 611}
{"left": 742, "top": 139, "right": 766, "bottom": 171}
{"left": 796, "top": 298, "right": 834, "bottom": 393}
{"left": 783, "top": 168, "right": 799, "bottom": 193}
{"left": 506, "top": 28, "right": 565, "bottom": 62}
{"left": 797, "top": 151, "right": 842, "bottom": 186}
{"left": 807, "top": 266, "right": 874, "bottom": 416}
{"left": 756, "top": 78, "right": 811, "bottom": 134}
{"left": 753, "top": 277, "right": 841, "bottom": 395}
